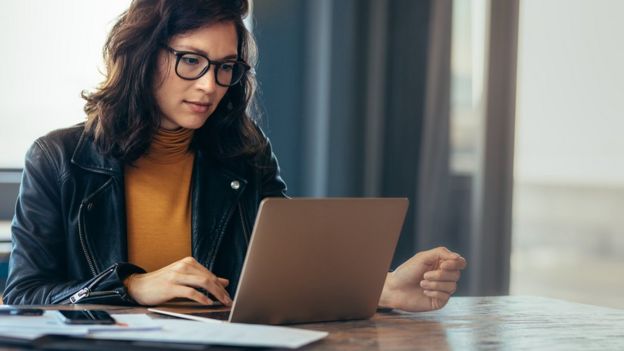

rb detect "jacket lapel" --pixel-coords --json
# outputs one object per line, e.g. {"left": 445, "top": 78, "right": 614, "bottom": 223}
{"left": 71, "top": 131, "right": 127, "bottom": 272}
{"left": 71, "top": 131, "right": 123, "bottom": 176}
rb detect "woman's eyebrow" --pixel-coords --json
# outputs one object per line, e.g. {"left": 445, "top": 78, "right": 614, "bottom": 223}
{"left": 174, "top": 45, "right": 238, "bottom": 60}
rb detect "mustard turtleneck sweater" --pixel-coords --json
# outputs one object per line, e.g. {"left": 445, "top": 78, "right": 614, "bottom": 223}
{"left": 125, "top": 128, "right": 195, "bottom": 272}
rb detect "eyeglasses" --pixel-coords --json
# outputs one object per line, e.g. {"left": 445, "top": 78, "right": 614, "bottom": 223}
{"left": 163, "top": 45, "right": 250, "bottom": 87}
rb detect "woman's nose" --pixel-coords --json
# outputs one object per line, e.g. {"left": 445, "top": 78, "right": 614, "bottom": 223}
{"left": 195, "top": 67, "right": 218, "bottom": 93}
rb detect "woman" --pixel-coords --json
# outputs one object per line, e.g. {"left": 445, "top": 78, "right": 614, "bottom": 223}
{"left": 4, "top": 0, "right": 466, "bottom": 311}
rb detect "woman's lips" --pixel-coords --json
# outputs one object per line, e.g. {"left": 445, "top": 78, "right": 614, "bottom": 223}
{"left": 184, "top": 101, "right": 211, "bottom": 113}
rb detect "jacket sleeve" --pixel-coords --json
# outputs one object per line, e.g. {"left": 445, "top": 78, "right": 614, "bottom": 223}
{"left": 3, "top": 140, "right": 144, "bottom": 305}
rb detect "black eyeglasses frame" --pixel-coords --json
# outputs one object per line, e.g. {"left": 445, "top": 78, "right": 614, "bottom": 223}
{"left": 162, "top": 45, "right": 251, "bottom": 87}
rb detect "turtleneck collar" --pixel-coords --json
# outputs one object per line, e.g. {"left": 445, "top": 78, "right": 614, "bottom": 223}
{"left": 145, "top": 127, "right": 195, "bottom": 164}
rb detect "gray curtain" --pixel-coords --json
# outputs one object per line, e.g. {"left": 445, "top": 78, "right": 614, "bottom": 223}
{"left": 254, "top": 0, "right": 434, "bottom": 267}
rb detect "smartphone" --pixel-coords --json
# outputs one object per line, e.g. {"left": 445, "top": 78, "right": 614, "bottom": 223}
{"left": 58, "top": 310, "right": 116, "bottom": 325}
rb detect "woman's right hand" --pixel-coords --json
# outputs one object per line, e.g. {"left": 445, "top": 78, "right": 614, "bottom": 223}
{"left": 123, "top": 256, "right": 232, "bottom": 306}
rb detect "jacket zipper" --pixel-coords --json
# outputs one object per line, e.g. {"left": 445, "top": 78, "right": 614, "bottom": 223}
{"left": 76, "top": 177, "right": 115, "bottom": 277}
{"left": 238, "top": 203, "right": 250, "bottom": 246}
{"left": 68, "top": 265, "right": 118, "bottom": 303}
{"left": 78, "top": 201, "right": 97, "bottom": 276}
{"left": 207, "top": 204, "right": 238, "bottom": 271}
{"left": 70, "top": 289, "right": 121, "bottom": 304}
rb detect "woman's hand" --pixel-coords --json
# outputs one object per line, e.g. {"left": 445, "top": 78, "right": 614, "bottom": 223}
{"left": 378, "top": 247, "right": 467, "bottom": 312}
{"left": 123, "top": 256, "right": 232, "bottom": 306}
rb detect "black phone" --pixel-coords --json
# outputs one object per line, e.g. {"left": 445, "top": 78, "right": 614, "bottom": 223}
{"left": 58, "top": 310, "right": 116, "bottom": 325}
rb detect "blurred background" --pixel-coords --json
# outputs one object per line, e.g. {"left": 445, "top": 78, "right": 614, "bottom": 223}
{"left": 0, "top": 0, "right": 622, "bottom": 308}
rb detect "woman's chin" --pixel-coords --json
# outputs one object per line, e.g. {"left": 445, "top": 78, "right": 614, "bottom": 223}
{"left": 162, "top": 114, "right": 211, "bottom": 130}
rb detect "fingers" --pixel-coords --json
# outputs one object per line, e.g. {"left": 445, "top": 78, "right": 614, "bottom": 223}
{"left": 218, "top": 278, "right": 230, "bottom": 287}
{"left": 173, "top": 286, "right": 215, "bottom": 305}
{"left": 440, "top": 257, "right": 467, "bottom": 271}
{"left": 166, "top": 257, "right": 232, "bottom": 305}
{"left": 417, "top": 246, "right": 462, "bottom": 266}
{"left": 424, "top": 269, "right": 460, "bottom": 282}
{"left": 420, "top": 280, "right": 456, "bottom": 294}
{"left": 422, "top": 290, "right": 450, "bottom": 309}
{"left": 431, "top": 246, "right": 460, "bottom": 260}
{"left": 174, "top": 273, "right": 232, "bottom": 306}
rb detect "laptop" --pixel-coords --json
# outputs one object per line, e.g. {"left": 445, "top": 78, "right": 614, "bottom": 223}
{"left": 153, "top": 198, "right": 408, "bottom": 325}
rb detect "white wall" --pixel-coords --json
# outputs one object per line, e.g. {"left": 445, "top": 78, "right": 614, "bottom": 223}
{"left": 515, "top": 0, "right": 624, "bottom": 186}
{"left": 0, "top": 1, "right": 131, "bottom": 168}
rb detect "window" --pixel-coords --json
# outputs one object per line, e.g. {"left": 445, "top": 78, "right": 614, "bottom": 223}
{"left": 0, "top": 1, "right": 132, "bottom": 168}
{"left": 450, "top": 0, "right": 489, "bottom": 176}
{"left": 512, "top": 0, "right": 624, "bottom": 308}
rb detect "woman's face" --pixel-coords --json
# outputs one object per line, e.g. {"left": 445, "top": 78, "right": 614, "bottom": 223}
{"left": 154, "top": 21, "right": 238, "bottom": 130}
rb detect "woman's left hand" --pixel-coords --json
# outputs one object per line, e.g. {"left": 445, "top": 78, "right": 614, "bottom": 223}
{"left": 378, "top": 247, "right": 467, "bottom": 312}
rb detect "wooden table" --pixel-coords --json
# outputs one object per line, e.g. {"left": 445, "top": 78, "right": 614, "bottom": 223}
{"left": 302, "top": 296, "right": 624, "bottom": 350}
{"left": 2, "top": 296, "right": 623, "bottom": 350}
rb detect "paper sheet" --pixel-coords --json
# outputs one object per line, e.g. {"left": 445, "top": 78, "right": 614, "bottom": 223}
{"left": 91, "top": 318, "right": 328, "bottom": 349}
{"left": 0, "top": 312, "right": 161, "bottom": 340}
{"left": 0, "top": 312, "right": 327, "bottom": 348}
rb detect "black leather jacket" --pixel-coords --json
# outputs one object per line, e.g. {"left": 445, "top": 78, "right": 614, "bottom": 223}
{"left": 3, "top": 124, "right": 287, "bottom": 305}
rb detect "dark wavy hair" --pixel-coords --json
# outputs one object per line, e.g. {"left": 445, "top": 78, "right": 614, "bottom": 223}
{"left": 83, "top": 0, "right": 265, "bottom": 163}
